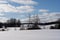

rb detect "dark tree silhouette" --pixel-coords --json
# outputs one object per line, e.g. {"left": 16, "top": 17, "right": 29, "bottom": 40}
{"left": 0, "top": 22, "right": 6, "bottom": 31}
{"left": 6, "top": 18, "right": 21, "bottom": 27}
{"left": 50, "top": 26, "right": 55, "bottom": 29}
{"left": 17, "top": 19, "right": 21, "bottom": 27}
{"left": 7, "top": 18, "right": 16, "bottom": 27}
{"left": 0, "top": 22, "right": 3, "bottom": 28}
{"left": 55, "top": 18, "right": 60, "bottom": 29}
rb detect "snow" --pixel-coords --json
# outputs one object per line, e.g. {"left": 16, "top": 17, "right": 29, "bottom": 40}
{"left": 0, "top": 29, "right": 60, "bottom": 40}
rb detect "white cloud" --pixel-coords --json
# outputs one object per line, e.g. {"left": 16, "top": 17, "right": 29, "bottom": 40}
{"left": 0, "top": 0, "right": 8, "bottom": 4}
{"left": 0, "top": 4, "right": 18, "bottom": 12}
{"left": 0, "top": 0, "right": 36, "bottom": 13}
{"left": 16, "top": 6, "right": 35, "bottom": 13}
{"left": 39, "top": 9, "right": 49, "bottom": 13}
{"left": 0, "top": 17, "right": 8, "bottom": 23}
{"left": 0, "top": 8, "right": 5, "bottom": 16}
{"left": 39, "top": 12, "right": 60, "bottom": 23}
{"left": 38, "top": 9, "right": 60, "bottom": 23}
{"left": 11, "top": 0, "right": 38, "bottom": 5}
{"left": 0, "top": 3, "right": 35, "bottom": 13}
{"left": 0, "top": 13, "right": 4, "bottom": 16}
{"left": 51, "top": 12, "right": 60, "bottom": 17}
{"left": 21, "top": 12, "right": 60, "bottom": 23}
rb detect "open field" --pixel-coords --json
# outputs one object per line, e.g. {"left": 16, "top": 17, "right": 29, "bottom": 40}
{"left": 0, "top": 29, "right": 60, "bottom": 40}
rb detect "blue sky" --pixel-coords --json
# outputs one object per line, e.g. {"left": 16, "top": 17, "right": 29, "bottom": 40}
{"left": 35, "top": 0, "right": 60, "bottom": 12}
{"left": 0, "top": 0, "right": 60, "bottom": 22}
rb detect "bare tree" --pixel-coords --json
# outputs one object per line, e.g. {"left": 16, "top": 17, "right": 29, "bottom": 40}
{"left": 27, "top": 14, "right": 41, "bottom": 30}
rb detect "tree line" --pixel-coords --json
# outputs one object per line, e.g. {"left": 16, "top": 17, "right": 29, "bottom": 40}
{"left": 0, "top": 18, "right": 60, "bottom": 30}
{"left": 0, "top": 18, "right": 21, "bottom": 28}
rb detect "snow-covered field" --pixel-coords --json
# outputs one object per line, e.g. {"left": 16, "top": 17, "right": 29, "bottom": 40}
{"left": 0, "top": 29, "right": 60, "bottom": 40}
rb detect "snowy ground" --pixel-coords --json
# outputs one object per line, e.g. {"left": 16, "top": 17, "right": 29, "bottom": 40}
{"left": 0, "top": 28, "right": 60, "bottom": 40}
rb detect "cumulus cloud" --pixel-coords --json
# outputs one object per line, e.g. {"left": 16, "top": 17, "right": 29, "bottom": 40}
{"left": 39, "top": 12, "right": 60, "bottom": 23}
{"left": 0, "top": 13, "right": 4, "bottom": 16}
{"left": 0, "top": 0, "right": 36, "bottom": 13}
{"left": 39, "top": 9, "right": 49, "bottom": 13}
{"left": 38, "top": 9, "right": 59, "bottom": 23}
{"left": 0, "top": 4, "right": 19, "bottom": 12}
{"left": 0, "top": 9, "right": 4, "bottom": 16}
{"left": 0, "top": 3, "right": 35, "bottom": 13}
{"left": 10, "top": 0, "right": 38, "bottom": 5}
{"left": 0, "top": 0, "right": 8, "bottom": 4}
{"left": 0, "top": 17, "right": 8, "bottom": 22}
{"left": 51, "top": 12, "right": 60, "bottom": 17}
{"left": 0, "top": 0, "right": 17, "bottom": 12}
{"left": 21, "top": 12, "right": 60, "bottom": 23}
{"left": 16, "top": 6, "right": 35, "bottom": 13}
